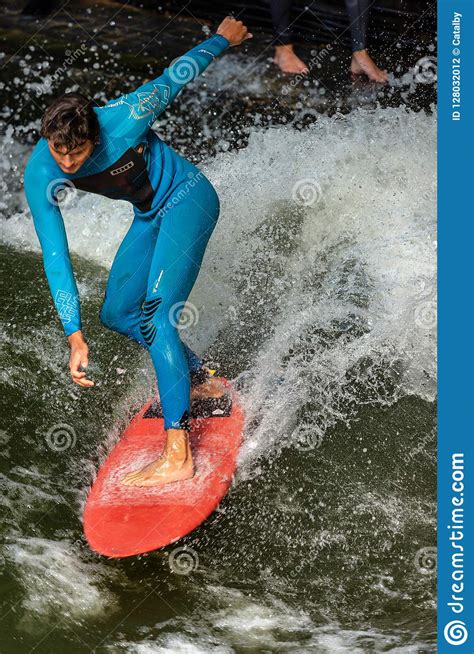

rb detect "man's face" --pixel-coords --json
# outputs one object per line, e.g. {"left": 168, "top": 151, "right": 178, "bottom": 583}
{"left": 47, "top": 139, "right": 95, "bottom": 174}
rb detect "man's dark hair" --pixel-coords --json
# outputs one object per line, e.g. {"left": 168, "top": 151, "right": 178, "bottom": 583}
{"left": 40, "top": 92, "right": 100, "bottom": 152}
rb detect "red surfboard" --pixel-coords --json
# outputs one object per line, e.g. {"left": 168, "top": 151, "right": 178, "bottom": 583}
{"left": 83, "top": 377, "right": 244, "bottom": 558}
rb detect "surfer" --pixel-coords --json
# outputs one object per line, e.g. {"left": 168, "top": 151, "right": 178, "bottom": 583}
{"left": 24, "top": 17, "right": 252, "bottom": 487}
{"left": 270, "top": 0, "right": 388, "bottom": 83}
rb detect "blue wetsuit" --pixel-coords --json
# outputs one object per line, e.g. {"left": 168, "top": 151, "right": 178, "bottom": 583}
{"left": 24, "top": 33, "right": 230, "bottom": 431}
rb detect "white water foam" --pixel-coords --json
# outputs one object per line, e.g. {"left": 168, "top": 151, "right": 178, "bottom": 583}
{"left": 4, "top": 537, "right": 120, "bottom": 630}
{"left": 109, "top": 585, "right": 434, "bottom": 653}
{"left": 203, "top": 107, "right": 436, "bottom": 475}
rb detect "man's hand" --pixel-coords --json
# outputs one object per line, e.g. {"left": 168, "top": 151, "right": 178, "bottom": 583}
{"left": 217, "top": 17, "right": 253, "bottom": 47}
{"left": 68, "top": 330, "right": 94, "bottom": 388}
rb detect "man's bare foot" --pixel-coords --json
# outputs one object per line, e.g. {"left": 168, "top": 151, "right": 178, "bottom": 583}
{"left": 191, "top": 374, "right": 226, "bottom": 400}
{"left": 273, "top": 44, "right": 309, "bottom": 75}
{"left": 122, "top": 429, "right": 194, "bottom": 487}
{"left": 351, "top": 49, "right": 388, "bottom": 84}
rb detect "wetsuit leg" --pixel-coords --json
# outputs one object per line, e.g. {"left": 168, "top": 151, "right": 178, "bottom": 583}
{"left": 100, "top": 214, "right": 156, "bottom": 340}
{"left": 138, "top": 169, "right": 220, "bottom": 431}
{"left": 100, "top": 208, "right": 206, "bottom": 388}
{"left": 345, "top": 0, "right": 369, "bottom": 51}
{"left": 270, "top": 0, "right": 294, "bottom": 45}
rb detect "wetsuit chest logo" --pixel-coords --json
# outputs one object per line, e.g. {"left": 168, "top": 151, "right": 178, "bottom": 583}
{"left": 110, "top": 160, "right": 135, "bottom": 176}
{"left": 73, "top": 145, "right": 154, "bottom": 213}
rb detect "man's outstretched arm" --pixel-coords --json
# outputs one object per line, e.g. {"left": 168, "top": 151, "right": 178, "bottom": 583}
{"left": 100, "top": 17, "right": 251, "bottom": 138}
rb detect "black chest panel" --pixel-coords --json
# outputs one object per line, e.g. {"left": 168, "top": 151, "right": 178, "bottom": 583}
{"left": 73, "top": 143, "right": 154, "bottom": 213}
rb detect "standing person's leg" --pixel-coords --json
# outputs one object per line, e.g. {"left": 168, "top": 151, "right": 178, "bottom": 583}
{"left": 271, "top": 0, "right": 293, "bottom": 45}
{"left": 122, "top": 169, "right": 223, "bottom": 487}
{"left": 271, "top": 0, "right": 308, "bottom": 74}
{"left": 345, "top": 0, "right": 388, "bottom": 83}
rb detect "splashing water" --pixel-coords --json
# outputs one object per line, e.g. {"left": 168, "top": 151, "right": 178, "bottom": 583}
{"left": 0, "top": 102, "right": 436, "bottom": 652}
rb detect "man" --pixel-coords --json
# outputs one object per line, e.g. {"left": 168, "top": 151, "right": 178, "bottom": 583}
{"left": 24, "top": 17, "right": 252, "bottom": 488}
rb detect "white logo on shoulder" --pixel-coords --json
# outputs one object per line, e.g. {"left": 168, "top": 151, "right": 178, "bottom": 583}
{"left": 104, "top": 83, "right": 171, "bottom": 120}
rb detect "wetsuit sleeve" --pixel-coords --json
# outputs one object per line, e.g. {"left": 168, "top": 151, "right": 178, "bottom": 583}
{"left": 100, "top": 34, "right": 230, "bottom": 137}
{"left": 24, "top": 165, "right": 82, "bottom": 337}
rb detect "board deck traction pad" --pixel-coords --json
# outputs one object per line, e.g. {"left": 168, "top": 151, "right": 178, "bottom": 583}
{"left": 83, "top": 376, "right": 244, "bottom": 558}
{"left": 144, "top": 392, "right": 232, "bottom": 419}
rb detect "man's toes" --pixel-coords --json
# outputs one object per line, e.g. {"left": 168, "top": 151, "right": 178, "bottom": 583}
{"left": 123, "top": 471, "right": 139, "bottom": 481}
{"left": 128, "top": 475, "right": 146, "bottom": 486}
{"left": 123, "top": 471, "right": 145, "bottom": 484}
{"left": 136, "top": 478, "right": 157, "bottom": 488}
